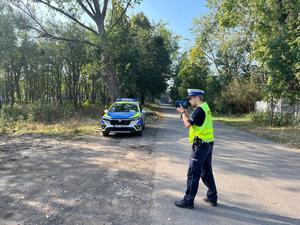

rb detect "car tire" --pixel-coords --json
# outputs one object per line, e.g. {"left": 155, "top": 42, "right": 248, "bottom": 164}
{"left": 102, "top": 131, "right": 109, "bottom": 136}
{"left": 135, "top": 130, "right": 143, "bottom": 136}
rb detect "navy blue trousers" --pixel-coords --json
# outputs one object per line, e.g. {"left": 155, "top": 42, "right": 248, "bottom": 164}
{"left": 184, "top": 142, "right": 218, "bottom": 203}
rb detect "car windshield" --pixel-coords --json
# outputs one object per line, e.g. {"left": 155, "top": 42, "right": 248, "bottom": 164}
{"left": 109, "top": 103, "right": 138, "bottom": 113}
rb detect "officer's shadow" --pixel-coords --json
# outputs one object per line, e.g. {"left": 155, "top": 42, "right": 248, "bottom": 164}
{"left": 203, "top": 203, "right": 300, "bottom": 225}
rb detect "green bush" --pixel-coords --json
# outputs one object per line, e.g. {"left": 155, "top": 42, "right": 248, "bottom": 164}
{"left": 82, "top": 100, "right": 91, "bottom": 110}
{"left": 30, "top": 102, "right": 75, "bottom": 123}
{"left": 0, "top": 105, "right": 25, "bottom": 133}
{"left": 0, "top": 102, "right": 103, "bottom": 134}
{"left": 1, "top": 104, "right": 29, "bottom": 121}
{"left": 250, "top": 112, "right": 269, "bottom": 125}
{"left": 272, "top": 114, "right": 299, "bottom": 127}
{"left": 250, "top": 112, "right": 297, "bottom": 126}
{"left": 0, "top": 115, "right": 14, "bottom": 133}
{"left": 0, "top": 103, "right": 75, "bottom": 125}
{"left": 80, "top": 101, "right": 103, "bottom": 118}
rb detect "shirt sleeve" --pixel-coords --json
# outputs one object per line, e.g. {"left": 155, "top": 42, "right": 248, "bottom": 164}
{"left": 188, "top": 107, "right": 206, "bottom": 126}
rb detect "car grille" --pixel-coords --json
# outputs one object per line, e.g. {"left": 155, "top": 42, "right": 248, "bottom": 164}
{"left": 110, "top": 119, "right": 131, "bottom": 126}
{"left": 109, "top": 127, "right": 135, "bottom": 132}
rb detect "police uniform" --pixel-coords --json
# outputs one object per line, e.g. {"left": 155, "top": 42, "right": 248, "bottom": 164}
{"left": 175, "top": 89, "right": 218, "bottom": 209}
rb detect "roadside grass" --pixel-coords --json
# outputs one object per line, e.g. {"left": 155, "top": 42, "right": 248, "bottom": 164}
{"left": 2, "top": 112, "right": 160, "bottom": 139}
{"left": 214, "top": 115, "right": 300, "bottom": 148}
{"left": 9, "top": 117, "right": 100, "bottom": 140}
{"left": 0, "top": 102, "right": 162, "bottom": 139}
{"left": 143, "top": 102, "right": 162, "bottom": 118}
{"left": 144, "top": 102, "right": 160, "bottom": 111}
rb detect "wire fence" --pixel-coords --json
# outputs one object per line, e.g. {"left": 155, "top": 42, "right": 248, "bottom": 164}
{"left": 255, "top": 99, "right": 300, "bottom": 118}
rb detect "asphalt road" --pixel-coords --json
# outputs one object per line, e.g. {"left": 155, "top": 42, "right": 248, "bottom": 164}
{"left": 150, "top": 104, "right": 300, "bottom": 225}
{"left": 1, "top": 104, "right": 299, "bottom": 225}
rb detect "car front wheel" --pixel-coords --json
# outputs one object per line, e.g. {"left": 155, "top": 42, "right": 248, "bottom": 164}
{"left": 135, "top": 130, "right": 143, "bottom": 136}
{"left": 102, "top": 131, "right": 109, "bottom": 136}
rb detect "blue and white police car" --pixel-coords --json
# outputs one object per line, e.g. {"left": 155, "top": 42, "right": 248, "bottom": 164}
{"left": 100, "top": 98, "right": 145, "bottom": 136}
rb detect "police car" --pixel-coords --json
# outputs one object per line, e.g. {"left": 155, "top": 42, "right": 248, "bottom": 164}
{"left": 100, "top": 98, "right": 145, "bottom": 136}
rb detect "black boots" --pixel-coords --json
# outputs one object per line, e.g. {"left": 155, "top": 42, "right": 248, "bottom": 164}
{"left": 203, "top": 198, "right": 217, "bottom": 207}
{"left": 174, "top": 199, "right": 194, "bottom": 209}
{"left": 175, "top": 198, "right": 218, "bottom": 209}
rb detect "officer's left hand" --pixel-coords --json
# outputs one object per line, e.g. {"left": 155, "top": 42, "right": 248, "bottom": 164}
{"left": 176, "top": 107, "right": 185, "bottom": 114}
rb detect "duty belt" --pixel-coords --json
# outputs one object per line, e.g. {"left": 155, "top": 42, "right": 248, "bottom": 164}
{"left": 193, "top": 136, "right": 213, "bottom": 145}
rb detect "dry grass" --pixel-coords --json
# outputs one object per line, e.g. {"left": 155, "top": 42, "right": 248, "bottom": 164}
{"left": 4, "top": 114, "right": 159, "bottom": 139}
{"left": 214, "top": 115, "right": 300, "bottom": 148}
{"left": 10, "top": 118, "right": 100, "bottom": 139}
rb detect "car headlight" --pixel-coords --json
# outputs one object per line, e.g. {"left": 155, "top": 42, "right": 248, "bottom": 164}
{"left": 102, "top": 116, "right": 111, "bottom": 121}
{"left": 131, "top": 116, "right": 142, "bottom": 121}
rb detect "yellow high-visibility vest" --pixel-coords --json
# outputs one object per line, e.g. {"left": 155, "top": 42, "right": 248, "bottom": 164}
{"left": 189, "top": 102, "right": 214, "bottom": 143}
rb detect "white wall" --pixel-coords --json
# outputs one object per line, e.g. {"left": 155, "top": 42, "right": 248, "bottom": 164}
{"left": 255, "top": 99, "right": 300, "bottom": 117}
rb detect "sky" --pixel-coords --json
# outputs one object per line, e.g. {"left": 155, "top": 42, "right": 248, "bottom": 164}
{"left": 130, "top": 0, "right": 209, "bottom": 49}
{"left": 30, "top": 0, "right": 210, "bottom": 50}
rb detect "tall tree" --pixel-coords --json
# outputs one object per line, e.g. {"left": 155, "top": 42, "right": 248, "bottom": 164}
{"left": 217, "top": 0, "right": 300, "bottom": 102}
{"left": 7, "top": 0, "right": 141, "bottom": 102}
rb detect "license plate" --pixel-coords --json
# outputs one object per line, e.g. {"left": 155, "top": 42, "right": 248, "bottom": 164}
{"left": 114, "top": 125, "right": 127, "bottom": 128}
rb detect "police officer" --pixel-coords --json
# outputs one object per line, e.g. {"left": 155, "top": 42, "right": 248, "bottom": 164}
{"left": 175, "top": 89, "right": 218, "bottom": 209}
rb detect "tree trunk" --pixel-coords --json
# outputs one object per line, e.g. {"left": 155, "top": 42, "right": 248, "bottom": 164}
{"left": 102, "top": 53, "right": 120, "bottom": 103}
{"left": 15, "top": 71, "right": 22, "bottom": 102}
{"left": 4, "top": 73, "right": 9, "bottom": 104}
{"left": 9, "top": 72, "right": 15, "bottom": 106}
{"left": 91, "top": 74, "right": 96, "bottom": 104}
{"left": 56, "top": 67, "right": 62, "bottom": 104}
{"left": 72, "top": 71, "right": 78, "bottom": 110}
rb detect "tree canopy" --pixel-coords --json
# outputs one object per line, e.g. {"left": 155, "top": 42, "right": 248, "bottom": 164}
{"left": 0, "top": 1, "right": 178, "bottom": 108}
{"left": 170, "top": 0, "right": 299, "bottom": 114}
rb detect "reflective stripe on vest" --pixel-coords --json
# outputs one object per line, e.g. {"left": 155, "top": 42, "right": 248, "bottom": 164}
{"left": 188, "top": 102, "right": 214, "bottom": 143}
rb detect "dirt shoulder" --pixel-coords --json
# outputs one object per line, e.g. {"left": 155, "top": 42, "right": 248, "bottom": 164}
{"left": 0, "top": 118, "right": 158, "bottom": 225}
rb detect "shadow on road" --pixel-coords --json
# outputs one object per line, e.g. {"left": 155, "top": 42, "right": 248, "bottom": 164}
{"left": 214, "top": 203, "right": 300, "bottom": 225}
{"left": 157, "top": 104, "right": 300, "bottom": 181}
{"left": 151, "top": 104, "right": 300, "bottom": 225}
